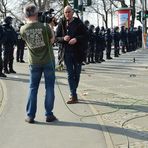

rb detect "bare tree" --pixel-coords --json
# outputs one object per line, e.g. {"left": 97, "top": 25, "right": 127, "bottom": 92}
{"left": 89, "top": 0, "right": 140, "bottom": 28}
{"left": 90, "top": 0, "right": 120, "bottom": 28}
{"left": 120, "top": 0, "right": 128, "bottom": 7}
{"left": 0, "top": 0, "right": 8, "bottom": 17}
{"left": 0, "top": 0, "right": 139, "bottom": 28}
{"left": 130, "top": 0, "right": 136, "bottom": 28}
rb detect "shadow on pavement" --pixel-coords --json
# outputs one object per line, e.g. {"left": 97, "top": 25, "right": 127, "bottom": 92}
{"left": 78, "top": 99, "right": 148, "bottom": 113}
{"left": 34, "top": 120, "right": 148, "bottom": 141}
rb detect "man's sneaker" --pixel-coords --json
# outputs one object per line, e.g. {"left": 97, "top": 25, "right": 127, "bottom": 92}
{"left": 67, "top": 96, "right": 78, "bottom": 104}
{"left": 25, "top": 117, "right": 35, "bottom": 124}
{"left": 46, "top": 115, "right": 57, "bottom": 122}
{"left": 0, "top": 73, "right": 7, "bottom": 77}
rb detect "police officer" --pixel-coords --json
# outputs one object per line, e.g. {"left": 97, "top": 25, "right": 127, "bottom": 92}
{"left": 128, "top": 27, "right": 135, "bottom": 52}
{"left": 83, "top": 20, "right": 90, "bottom": 64}
{"left": 120, "top": 26, "right": 129, "bottom": 53}
{"left": 99, "top": 26, "right": 106, "bottom": 62}
{"left": 105, "top": 28, "right": 113, "bottom": 59}
{"left": 16, "top": 23, "right": 26, "bottom": 63}
{"left": 113, "top": 26, "right": 120, "bottom": 57}
{"left": 2, "top": 16, "right": 17, "bottom": 74}
{"left": 95, "top": 26, "right": 101, "bottom": 63}
{"left": 137, "top": 26, "right": 142, "bottom": 48}
{"left": 0, "top": 24, "right": 6, "bottom": 77}
{"left": 88, "top": 24, "right": 95, "bottom": 63}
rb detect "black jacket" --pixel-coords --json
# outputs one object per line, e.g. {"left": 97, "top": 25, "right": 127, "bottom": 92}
{"left": 17, "top": 30, "right": 26, "bottom": 49}
{"left": 0, "top": 25, "right": 5, "bottom": 45}
{"left": 55, "top": 17, "right": 87, "bottom": 63}
{"left": 2, "top": 24, "right": 17, "bottom": 47}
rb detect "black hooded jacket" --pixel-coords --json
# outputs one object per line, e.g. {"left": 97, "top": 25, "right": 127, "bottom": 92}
{"left": 55, "top": 17, "right": 87, "bottom": 63}
{"left": 2, "top": 24, "right": 17, "bottom": 47}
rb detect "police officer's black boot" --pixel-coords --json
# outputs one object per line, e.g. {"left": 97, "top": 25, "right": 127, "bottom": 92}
{"left": 4, "top": 61, "right": 9, "bottom": 74}
{"left": 88, "top": 57, "right": 91, "bottom": 64}
{"left": 106, "top": 52, "right": 112, "bottom": 60}
{"left": 0, "top": 64, "right": 7, "bottom": 77}
{"left": 4, "top": 68, "right": 9, "bottom": 74}
{"left": 95, "top": 55, "right": 101, "bottom": 63}
{"left": 90, "top": 55, "right": 95, "bottom": 63}
{"left": 114, "top": 50, "right": 119, "bottom": 57}
{"left": 9, "top": 60, "right": 16, "bottom": 73}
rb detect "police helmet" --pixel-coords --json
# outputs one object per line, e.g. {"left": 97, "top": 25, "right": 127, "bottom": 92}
{"left": 84, "top": 20, "right": 89, "bottom": 26}
{"left": 4, "top": 16, "right": 13, "bottom": 24}
{"left": 95, "top": 26, "right": 100, "bottom": 33}
{"left": 89, "top": 24, "right": 95, "bottom": 30}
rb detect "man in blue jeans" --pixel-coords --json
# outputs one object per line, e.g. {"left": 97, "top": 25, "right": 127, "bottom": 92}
{"left": 20, "top": 3, "right": 57, "bottom": 123}
{"left": 56, "top": 6, "right": 87, "bottom": 104}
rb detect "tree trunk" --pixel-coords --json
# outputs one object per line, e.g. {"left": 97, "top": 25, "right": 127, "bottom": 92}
{"left": 120, "top": 0, "right": 128, "bottom": 7}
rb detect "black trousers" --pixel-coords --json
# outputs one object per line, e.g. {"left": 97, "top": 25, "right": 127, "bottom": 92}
{"left": 16, "top": 47, "right": 25, "bottom": 61}
{"left": 0, "top": 49, "right": 3, "bottom": 73}
{"left": 3, "top": 47, "right": 14, "bottom": 71}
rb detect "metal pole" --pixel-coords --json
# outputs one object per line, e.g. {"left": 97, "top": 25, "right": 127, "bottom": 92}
{"left": 145, "top": 0, "right": 147, "bottom": 33}
{"left": 111, "top": 3, "right": 113, "bottom": 28}
{"left": 140, "top": 0, "right": 145, "bottom": 49}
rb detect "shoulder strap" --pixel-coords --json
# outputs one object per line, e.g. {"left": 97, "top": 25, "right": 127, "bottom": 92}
{"left": 60, "top": 18, "right": 67, "bottom": 36}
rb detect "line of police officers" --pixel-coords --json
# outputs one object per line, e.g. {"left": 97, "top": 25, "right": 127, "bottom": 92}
{"left": 83, "top": 20, "right": 142, "bottom": 65}
{"left": 0, "top": 16, "right": 25, "bottom": 77}
{"left": 0, "top": 16, "right": 143, "bottom": 77}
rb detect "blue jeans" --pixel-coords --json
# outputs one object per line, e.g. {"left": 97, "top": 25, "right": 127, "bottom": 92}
{"left": 64, "top": 53, "right": 82, "bottom": 98}
{"left": 26, "top": 61, "right": 55, "bottom": 118}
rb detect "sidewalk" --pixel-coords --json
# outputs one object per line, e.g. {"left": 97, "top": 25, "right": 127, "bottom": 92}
{"left": 0, "top": 80, "right": 3, "bottom": 112}
{"left": 0, "top": 80, "right": 6, "bottom": 116}
{"left": 0, "top": 50, "right": 107, "bottom": 148}
{"left": 0, "top": 48, "right": 148, "bottom": 148}
{"left": 51, "top": 48, "right": 148, "bottom": 147}
{"left": 78, "top": 48, "right": 148, "bottom": 147}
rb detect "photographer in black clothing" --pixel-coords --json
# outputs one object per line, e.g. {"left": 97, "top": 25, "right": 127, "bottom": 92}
{"left": 0, "top": 25, "right": 6, "bottom": 77}
{"left": 3, "top": 16, "right": 17, "bottom": 74}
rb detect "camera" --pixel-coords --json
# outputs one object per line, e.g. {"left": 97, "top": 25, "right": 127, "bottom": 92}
{"left": 38, "top": 8, "right": 57, "bottom": 25}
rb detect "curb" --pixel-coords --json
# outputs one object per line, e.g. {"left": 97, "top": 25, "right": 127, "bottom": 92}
{"left": 0, "top": 80, "right": 7, "bottom": 116}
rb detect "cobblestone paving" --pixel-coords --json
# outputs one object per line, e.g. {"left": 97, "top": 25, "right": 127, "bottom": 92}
{"left": 117, "top": 141, "right": 148, "bottom": 148}
{"left": 80, "top": 89, "right": 148, "bottom": 148}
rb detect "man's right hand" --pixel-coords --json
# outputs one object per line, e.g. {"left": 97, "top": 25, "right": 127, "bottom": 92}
{"left": 64, "top": 35, "right": 70, "bottom": 42}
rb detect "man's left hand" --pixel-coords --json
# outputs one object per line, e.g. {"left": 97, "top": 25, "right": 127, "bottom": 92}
{"left": 68, "top": 38, "right": 77, "bottom": 45}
